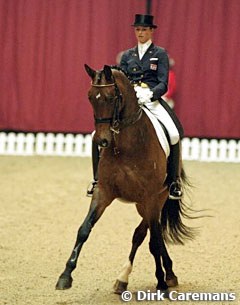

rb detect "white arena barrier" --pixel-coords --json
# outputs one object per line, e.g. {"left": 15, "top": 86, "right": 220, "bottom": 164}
{"left": 0, "top": 132, "right": 92, "bottom": 157}
{"left": 181, "top": 138, "right": 240, "bottom": 162}
{"left": 0, "top": 132, "right": 239, "bottom": 162}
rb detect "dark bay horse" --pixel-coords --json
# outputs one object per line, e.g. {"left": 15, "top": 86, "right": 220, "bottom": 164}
{"left": 56, "top": 65, "right": 195, "bottom": 295}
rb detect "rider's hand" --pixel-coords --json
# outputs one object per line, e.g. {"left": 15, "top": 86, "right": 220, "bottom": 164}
{"left": 134, "top": 86, "right": 153, "bottom": 105}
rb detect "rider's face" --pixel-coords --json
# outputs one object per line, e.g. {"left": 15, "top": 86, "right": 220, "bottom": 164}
{"left": 134, "top": 26, "right": 153, "bottom": 44}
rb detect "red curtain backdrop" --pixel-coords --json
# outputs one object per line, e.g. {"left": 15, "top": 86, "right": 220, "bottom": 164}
{"left": 0, "top": 0, "right": 239, "bottom": 138}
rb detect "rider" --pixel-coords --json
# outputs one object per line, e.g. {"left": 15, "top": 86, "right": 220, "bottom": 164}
{"left": 87, "top": 14, "right": 183, "bottom": 200}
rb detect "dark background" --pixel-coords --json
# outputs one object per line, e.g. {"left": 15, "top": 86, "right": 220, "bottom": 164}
{"left": 0, "top": 0, "right": 239, "bottom": 138}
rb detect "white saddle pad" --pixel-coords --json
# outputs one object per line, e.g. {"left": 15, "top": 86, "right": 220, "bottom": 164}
{"left": 142, "top": 105, "right": 170, "bottom": 157}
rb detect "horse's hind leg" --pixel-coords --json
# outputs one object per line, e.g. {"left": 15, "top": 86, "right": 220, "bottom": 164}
{"left": 161, "top": 241, "right": 178, "bottom": 287}
{"left": 56, "top": 195, "right": 110, "bottom": 290}
{"left": 148, "top": 220, "right": 169, "bottom": 293}
{"left": 114, "top": 219, "right": 148, "bottom": 294}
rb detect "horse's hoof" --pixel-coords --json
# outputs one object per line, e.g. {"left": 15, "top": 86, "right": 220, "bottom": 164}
{"left": 166, "top": 275, "right": 178, "bottom": 287}
{"left": 55, "top": 274, "right": 73, "bottom": 290}
{"left": 113, "top": 279, "right": 128, "bottom": 294}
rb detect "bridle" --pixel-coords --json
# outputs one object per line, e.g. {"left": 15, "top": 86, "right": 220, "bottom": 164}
{"left": 91, "top": 81, "right": 122, "bottom": 132}
{"left": 91, "top": 80, "right": 142, "bottom": 135}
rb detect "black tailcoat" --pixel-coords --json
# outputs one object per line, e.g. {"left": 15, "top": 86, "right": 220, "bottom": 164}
{"left": 120, "top": 43, "right": 169, "bottom": 100}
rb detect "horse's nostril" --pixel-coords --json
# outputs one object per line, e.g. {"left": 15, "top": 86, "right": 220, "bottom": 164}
{"left": 100, "top": 139, "right": 108, "bottom": 147}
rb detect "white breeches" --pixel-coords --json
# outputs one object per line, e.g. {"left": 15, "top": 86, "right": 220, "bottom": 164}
{"left": 143, "top": 100, "right": 180, "bottom": 145}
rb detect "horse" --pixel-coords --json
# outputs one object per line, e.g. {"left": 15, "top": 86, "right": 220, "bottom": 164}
{"left": 55, "top": 64, "right": 195, "bottom": 295}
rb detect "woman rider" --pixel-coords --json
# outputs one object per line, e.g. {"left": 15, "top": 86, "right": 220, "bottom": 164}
{"left": 87, "top": 14, "right": 183, "bottom": 200}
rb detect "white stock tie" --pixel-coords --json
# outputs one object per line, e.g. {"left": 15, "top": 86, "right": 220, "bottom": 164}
{"left": 139, "top": 46, "right": 144, "bottom": 60}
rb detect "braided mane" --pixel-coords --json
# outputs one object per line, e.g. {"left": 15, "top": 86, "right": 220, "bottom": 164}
{"left": 110, "top": 65, "right": 130, "bottom": 79}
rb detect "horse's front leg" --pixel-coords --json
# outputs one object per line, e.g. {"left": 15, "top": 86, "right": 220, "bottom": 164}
{"left": 56, "top": 190, "right": 111, "bottom": 290}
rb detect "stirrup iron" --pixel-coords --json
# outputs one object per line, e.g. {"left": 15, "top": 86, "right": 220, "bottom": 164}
{"left": 169, "top": 181, "right": 183, "bottom": 200}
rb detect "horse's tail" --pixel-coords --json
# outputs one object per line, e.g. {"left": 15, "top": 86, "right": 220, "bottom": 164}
{"left": 161, "top": 167, "right": 197, "bottom": 245}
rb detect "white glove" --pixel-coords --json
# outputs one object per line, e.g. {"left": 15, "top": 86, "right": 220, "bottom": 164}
{"left": 134, "top": 86, "right": 153, "bottom": 105}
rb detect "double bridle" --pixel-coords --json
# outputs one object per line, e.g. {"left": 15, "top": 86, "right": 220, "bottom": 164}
{"left": 91, "top": 80, "right": 142, "bottom": 135}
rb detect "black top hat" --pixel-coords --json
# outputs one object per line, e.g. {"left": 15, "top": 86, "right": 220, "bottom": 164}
{"left": 132, "top": 14, "right": 157, "bottom": 28}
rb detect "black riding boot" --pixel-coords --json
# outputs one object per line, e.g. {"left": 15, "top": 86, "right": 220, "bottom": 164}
{"left": 167, "top": 142, "right": 183, "bottom": 200}
{"left": 86, "top": 140, "right": 100, "bottom": 197}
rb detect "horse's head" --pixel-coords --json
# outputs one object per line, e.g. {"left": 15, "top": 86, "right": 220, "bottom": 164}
{"left": 85, "top": 64, "right": 127, "bottom": 148}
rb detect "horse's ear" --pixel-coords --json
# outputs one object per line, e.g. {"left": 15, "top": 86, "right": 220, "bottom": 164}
{"left": 103, "top": 65, "right": 113, "bottom": 82}
{"left": 84, "top": 64, "right": 96, "bottom": 79}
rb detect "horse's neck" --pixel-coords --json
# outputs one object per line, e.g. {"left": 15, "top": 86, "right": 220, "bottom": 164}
{"left": 115, "top": 74, "right": 146, "bottom": 149}
{"left": 114, "top": 112, "right": 149, "bottom": 157}
{"left": 115, "top": 86, "right": 149, "bottom": 153}
{"left": 122, "top": 83, "right": 139, "bottom": 117}
{"left": 114, "top": 71, "right": 139, "bottom": 116}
